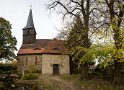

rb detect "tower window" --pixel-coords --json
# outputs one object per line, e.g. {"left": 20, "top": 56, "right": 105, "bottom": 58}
{"left": 27, "top": 30, "right": 30, "bottom": 34}
{"left": 35, "top": 57, "right": 38, "bottom": 65}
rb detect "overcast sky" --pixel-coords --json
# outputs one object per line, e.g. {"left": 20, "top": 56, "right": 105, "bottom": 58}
{"left": 0, "top": 0, "right": 62, "bottom": 52}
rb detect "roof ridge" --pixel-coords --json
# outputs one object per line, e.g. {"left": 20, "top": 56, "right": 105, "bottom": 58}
{"left": 36, "top": 39, "right": 52, "bottom": 40}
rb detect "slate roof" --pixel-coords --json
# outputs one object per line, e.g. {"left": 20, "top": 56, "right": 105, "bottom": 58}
{"left": 23, "top": 9, "right": 34, "bottom": 30}
{"left": 17, "top": 38, "right": 67, "bottom": 55}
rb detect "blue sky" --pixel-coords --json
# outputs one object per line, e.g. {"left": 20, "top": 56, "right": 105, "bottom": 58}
{"left": 0, "top": 0, "right": 62, "bottom": 52}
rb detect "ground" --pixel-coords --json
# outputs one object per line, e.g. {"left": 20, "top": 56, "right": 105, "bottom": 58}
{"left": 1, "top": 73, "right": 123, "bottom": 90}
{"left": 38, "top": 75, "right": 81, "bottom": 90}
{"left": 38, "top": 74, "right": 124, "bottom": 90}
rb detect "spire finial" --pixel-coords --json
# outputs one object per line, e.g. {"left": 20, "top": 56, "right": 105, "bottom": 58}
{"left": 30, "top": 4, "right": 32, "bottom": 9}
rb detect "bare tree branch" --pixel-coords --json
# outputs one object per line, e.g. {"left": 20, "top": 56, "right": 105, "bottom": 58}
{"left": 71, "top": 0, "right": 81, "bottom": 7}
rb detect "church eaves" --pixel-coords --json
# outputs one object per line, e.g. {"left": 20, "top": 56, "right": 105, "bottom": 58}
{"left": 23, "top": 9, "right": 34, "bottom": 29}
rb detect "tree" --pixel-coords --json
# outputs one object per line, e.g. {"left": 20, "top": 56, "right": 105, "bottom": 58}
{"left": 70, "top": 16, "right": 93, "bottom": 78}
{"left": 49, "top": 0, "right": 100, "bottom": 80}
{"left": 58, "top": 15, "right": 94, "bottom": 75}
{"left": 0, "top": 17, "right": 17, "bottom": 60}
{"left": 101, "top": 0, "right": 124, "bottom": 83}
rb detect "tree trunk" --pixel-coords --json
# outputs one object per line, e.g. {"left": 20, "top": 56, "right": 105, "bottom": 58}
{"left": 113, "top": 61, "right": 122, "bottom": 83}
{"left": 113, "top": 29, "right": 123, "bottom": 83}
{"left": 80, "top": 63, "right": 89, "bottom": 80}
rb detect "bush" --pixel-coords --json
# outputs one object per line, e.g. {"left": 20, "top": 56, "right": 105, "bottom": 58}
{"left": 0, "top": 63, "right": 17, "bottom": 73}
{"left": 21, "top": 73, "right": 38, "bottom": 80}
{"left": 27, "top": 64, "right": 41, "bottom": 73}
{"left": 3, "top": 75, "right": 14, "bottom": 88}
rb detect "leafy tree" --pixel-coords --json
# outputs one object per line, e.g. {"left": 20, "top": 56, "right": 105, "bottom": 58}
{"left": 70, "top": 16, "right": 92, "bottom": 79}
{"left": 58, "top": 15, "right": 114, "bottom": 79}
{"left": 58, "top": 15, "right": 92, "bottom": 79}
{"left": 71, "top": 41, "right": 115, "bottom": 78}
{"left": 99, "top": 0, "right": 124, "bottom": 83}
{"left": 0, "top": 17, "right": 17, "bottom": 60}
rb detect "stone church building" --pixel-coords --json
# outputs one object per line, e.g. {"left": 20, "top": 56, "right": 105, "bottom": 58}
{"left": 17, "top": 9, "right": 70, "bottom": 75}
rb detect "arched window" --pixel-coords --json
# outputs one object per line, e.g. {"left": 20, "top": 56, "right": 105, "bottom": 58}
{"left": 25, "top": 57, "right": 28, "bottom": 65}
{"left": 35, "top": 57, "right": 38, "bottom": 65}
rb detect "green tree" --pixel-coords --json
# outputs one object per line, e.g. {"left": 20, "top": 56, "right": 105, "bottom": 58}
{"left": 58, "top": 15, "right": 92, "bottom": 79}
{"left": 101, "top": 0, "right": 124, "bottom": 83}
{"left": 0, "top": 17, "right": 17, "bottom": 60}
{"left": 69, "top": 16, "right": 91, "bottom": 79}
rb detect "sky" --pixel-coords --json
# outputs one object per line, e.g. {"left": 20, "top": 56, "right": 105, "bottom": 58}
{"left": 0, "top": 0, "right": 62, "bottom": 52}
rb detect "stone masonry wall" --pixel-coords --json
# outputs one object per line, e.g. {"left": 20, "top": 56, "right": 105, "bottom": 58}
{"left": 42, "top": 54, "right": 70, "bottom": 75}
{"left": 17, "top": 55, "right": 42, "bottom": 74}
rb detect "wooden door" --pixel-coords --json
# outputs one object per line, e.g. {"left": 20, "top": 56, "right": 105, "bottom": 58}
{"left": 53, "top": 64, "right": 59, "bottom": 75}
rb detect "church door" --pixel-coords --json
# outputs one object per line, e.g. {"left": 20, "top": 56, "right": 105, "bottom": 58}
{"left": 53, "top": 64, "right": 59, "bottom": 75}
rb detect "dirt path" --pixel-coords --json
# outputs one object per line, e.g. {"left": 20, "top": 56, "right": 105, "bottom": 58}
{"left": 38, "top": 75, "right": 82, "bottom": 90}
{"left": 51, "top": 76, "right": 76, "bottom": 90}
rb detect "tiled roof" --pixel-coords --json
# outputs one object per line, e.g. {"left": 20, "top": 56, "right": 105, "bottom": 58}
{"left": 17, "top": 38, "right": 67, "bottom": 55}
{"left": 17, "top": 48, "right": 44, "bottom": 55}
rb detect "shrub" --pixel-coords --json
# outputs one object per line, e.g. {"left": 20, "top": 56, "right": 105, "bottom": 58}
{"left": 21, "top": 73, "right": 38, "bottom": 80}
{"left": 28, "top": 64, "right": 41, "bottom": 73}
{"left": 0, "top": 63, "right": 17, "bottom": 72}
{"left": 3, "top": 75, "right": 14, "bottom": 88}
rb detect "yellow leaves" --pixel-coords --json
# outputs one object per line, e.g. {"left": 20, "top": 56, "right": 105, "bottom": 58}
{"left": 97, "top": 30, "right": 103, "bottom": 36}
{"left": 112, "top": 49, "right": 124, "bottom": 62}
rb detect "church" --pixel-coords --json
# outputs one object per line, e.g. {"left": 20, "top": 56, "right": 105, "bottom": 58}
{"left": 17, "top": 9, "right": 70, "bottom": 75}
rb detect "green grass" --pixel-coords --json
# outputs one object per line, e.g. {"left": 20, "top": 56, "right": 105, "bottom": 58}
{"left": 78, "top": 78, "right": 124, "bottom": 90}
{"left": 21, "top": 73, "right": 38, "bottom": 80}
{"left": 60, "top": 74, "right": 79, "bottom": 81}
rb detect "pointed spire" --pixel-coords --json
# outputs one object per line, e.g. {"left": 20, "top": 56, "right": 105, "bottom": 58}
{"left": 23, "top": 9, "right": 34, "bottom": 29}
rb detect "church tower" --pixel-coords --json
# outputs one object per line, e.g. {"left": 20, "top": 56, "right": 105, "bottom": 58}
{"left": 22, "top": 9, "right": 36, "bottom": 44}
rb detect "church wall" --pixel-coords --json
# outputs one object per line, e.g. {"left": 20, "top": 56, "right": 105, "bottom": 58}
{"left": 42, "top": 54, "right": 70, "bottom": 75}
{"left": 17, "top": 55, "right": 42, "bottom": 74}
